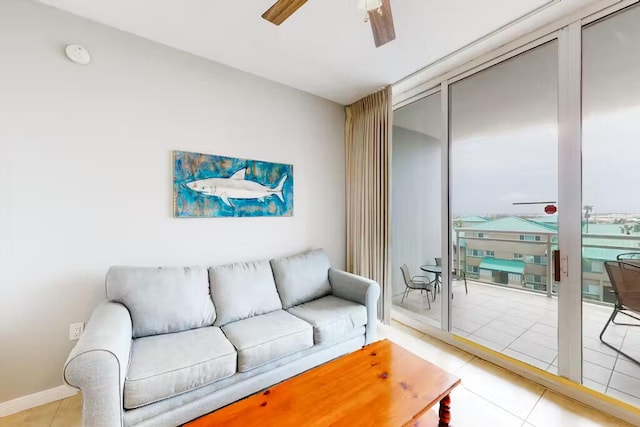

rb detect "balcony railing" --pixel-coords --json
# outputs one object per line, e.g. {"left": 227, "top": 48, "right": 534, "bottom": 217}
{"left": 454, "top": 229, "right": 640, "bottom": 304}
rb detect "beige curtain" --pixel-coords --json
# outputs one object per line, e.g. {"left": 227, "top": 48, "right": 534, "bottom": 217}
{"left": 344, "top": 86, "right": 392, "bottom": 324}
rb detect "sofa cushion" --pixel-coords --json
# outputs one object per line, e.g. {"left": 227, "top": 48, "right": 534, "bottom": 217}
{"left": 106, "top": 266, "right": 215, "bottom": 338}
{"left": 270, "top": 249, "right": 332, "bottom": 309}
{"left": 221, "top": 310, "right": 313, "bottom": 372}
{"left": 287, "top": 295, "right": 367, "bottom": 345}
{"left": 124, "top": 327, "right": 236, "bottom": 409}
{"left": 209, "top": 261, "right": 282, "bottom": 327}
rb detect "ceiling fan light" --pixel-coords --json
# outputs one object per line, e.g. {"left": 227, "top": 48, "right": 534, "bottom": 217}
{"left": 358, "top": 0, "right": 382, "bottom": 12}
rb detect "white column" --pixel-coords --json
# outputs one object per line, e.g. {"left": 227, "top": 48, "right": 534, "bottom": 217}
{"left": 557, "top": 21, "right": 583, "bottom": 383}
{"left": 440, "top": 81, "right": 451, "bottom": 332}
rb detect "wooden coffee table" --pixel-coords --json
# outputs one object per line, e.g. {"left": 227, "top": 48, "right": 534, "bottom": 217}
{"left": 186, "top": 339, "right": 461, "bottom": 427}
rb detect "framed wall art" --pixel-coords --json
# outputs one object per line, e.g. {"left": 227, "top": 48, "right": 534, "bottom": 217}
{"left": 173, "top": 150, "right": 293, "bottom": 218}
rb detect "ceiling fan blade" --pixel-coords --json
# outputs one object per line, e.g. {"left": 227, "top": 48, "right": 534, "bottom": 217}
{"left": 368, "top": 0, "right": 396, "bottom": 48}
{"left": 262, "top": 0, "right": 309, "bottom": 26}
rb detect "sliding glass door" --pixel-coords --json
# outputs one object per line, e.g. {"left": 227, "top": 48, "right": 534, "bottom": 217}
{"left": 391, "top": 1, "right": 640, "bottom": 415}
{"left": 391, "top": 91, "right": 443, "bottom": 328}
{"left": 449, "top": 41, "right": 559, "bottom": 370}
{"left": 581, "top": 3, "right": 640, "bottom": 406}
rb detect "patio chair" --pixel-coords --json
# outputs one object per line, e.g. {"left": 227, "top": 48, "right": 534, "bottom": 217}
{"left": 617, "top": 252, "right": 640, "bottom": 265}
{"left": 435, "top": 257, "right": 468, "bottom": 295}
{"left": 400, "top": 264, "right": 435, "bottom": 308}
{"left": 600, "top": 260, "right": 640, "bottom": 365}
{"left": 453, "top": 269, "right": 468, "bottom": 294}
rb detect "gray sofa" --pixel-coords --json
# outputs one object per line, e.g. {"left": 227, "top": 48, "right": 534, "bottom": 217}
{"left": 63, "top": 249, "right": 380, "bottom": 427}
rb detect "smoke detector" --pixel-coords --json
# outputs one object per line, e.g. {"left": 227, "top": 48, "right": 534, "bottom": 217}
{"left": 65, "top": 44, "right": 91, "bottom": 65}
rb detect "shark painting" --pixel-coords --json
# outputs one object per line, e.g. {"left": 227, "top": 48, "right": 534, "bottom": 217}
{"left": 173, "top": 150, "right": 293, "bottom": 218}
{"left": 185, "top": 168, "right": 288, "bottom": 208}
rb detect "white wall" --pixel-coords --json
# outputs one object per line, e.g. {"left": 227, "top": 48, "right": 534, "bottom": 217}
{"left": 391, "top": 126, "right": 442, "bottom": 296}
{"left": 392, "top": 93, "right": 441, "bottom": 140}
{"left": 0, "top": 0, "right": 345, "bottom": 403}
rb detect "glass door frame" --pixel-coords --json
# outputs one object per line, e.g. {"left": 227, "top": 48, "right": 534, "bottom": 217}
{"left": 556, "top": 20, "right": 582, "bottom": 383}
{"left": 391, "top": 0, "right": 640, "bottom": 412}
{"left": 440, "top": 32, "right": 560, "bottom": 343}
{"left": 389, "top": 86, "right": 445, "bottom": 329}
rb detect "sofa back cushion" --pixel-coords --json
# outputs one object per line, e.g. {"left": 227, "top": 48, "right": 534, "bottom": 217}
{"left": 106, "top": 266, "right": 215, "bottom": 338}
{"left": 270, "top": 249, "right": 332, "bottom": 309}
{"left": 209, "top": 260, "right": 282, "bottom": 327}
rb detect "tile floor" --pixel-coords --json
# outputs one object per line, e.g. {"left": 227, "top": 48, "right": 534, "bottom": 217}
{"left": 393, "top": 279, "right": 640, "bottom": 407}
{"left": 0, "top": 321, "right": 634, "bottom": 426}
{"left": 0, "top": 393, "right": 81, "bottom": 427}
{"left": 379, "top": 321, "right": 634, "bottom": 427}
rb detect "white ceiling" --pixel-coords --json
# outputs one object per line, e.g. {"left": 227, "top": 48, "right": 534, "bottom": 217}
{"left": 38, "top": 0, "right": 601, "bottom": 105}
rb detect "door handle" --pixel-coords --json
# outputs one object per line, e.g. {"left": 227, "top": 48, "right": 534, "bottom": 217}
{"left": 553, "top": 250, "right": 561, "bottom": 282}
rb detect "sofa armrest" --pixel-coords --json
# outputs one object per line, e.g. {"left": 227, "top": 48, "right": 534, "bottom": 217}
{"left": 329, "top": 268, "right": 380, "bottom": 345}
{"left": 64, "top": 301, "right": 132, "bottom": 427}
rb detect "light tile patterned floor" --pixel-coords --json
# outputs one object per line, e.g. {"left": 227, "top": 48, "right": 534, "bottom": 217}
{"left": 0, "top": 394, "right": 81, "bottom": 427}
{"left": 380, "top": 321, "right": 634, "bottom": 427}
{"left": 0, "top": 322, "right": 634, "bottom": 426}
{"left": 393, "top": 280, "right": 640, "bottom": 407}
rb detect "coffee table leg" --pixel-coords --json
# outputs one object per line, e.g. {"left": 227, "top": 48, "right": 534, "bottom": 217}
{"left": 438, "top": 394, "right": 451, "bottom": 427}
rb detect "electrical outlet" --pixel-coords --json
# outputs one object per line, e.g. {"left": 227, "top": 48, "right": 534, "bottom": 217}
{"left": 69, "top": 322, "right": 84, "bottom": 340}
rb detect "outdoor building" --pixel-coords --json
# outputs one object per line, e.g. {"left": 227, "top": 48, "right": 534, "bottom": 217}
{"left": 455, "top": 216, "right": 640, "bottom": 303}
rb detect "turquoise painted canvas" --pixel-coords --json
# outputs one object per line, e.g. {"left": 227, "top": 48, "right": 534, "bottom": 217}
{"left": 173, "top": 150, "right": 293, "bottom": 217}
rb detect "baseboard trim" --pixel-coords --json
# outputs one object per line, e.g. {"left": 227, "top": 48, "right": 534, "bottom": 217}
{"left": 0, "top": 385, "right": 78, "bottom": 417}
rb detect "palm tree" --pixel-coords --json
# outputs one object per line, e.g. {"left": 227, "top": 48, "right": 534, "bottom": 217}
{"left": 583, "top": 205, "right": 594, "bottom": 233}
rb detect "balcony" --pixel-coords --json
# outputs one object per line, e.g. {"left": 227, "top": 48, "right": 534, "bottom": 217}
{"left": 392, "top": 279, "right": 640, "bottom": 407}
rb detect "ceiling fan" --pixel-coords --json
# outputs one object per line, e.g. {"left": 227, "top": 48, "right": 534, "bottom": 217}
{"left": 261, "top": 0, "right": 396, "bottom": 48}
